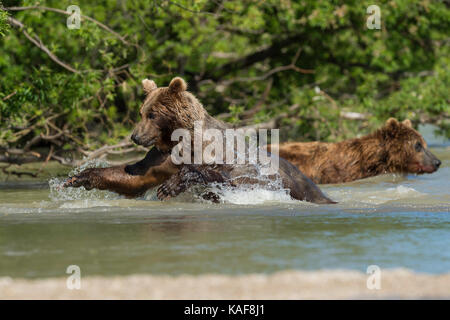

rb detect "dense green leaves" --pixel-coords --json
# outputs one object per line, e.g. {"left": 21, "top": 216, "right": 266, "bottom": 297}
{"left": 0, "top": 4, "right": 9, "bottom": 36}
{"left": 0, "top": 0, "right": 448, "bottom": 157}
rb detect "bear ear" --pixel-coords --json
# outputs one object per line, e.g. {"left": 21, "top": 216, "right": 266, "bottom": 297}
{"left": 402, "top": 119, "right": 412, "bottom": 128}
{"left": 168, "top": 77, "right": 187, "bottom": 93}
{"left": 383, "top": 118, "right": 401, "bottom": 138}
{"left": 142, "top": 79, "right": 157, "bottom": 94}
{"left": 385, "top": 117, "right": 399, "bottom": 128}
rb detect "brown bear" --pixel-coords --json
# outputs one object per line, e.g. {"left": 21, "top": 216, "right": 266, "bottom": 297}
{"left": 267, "top": 118, "right": 441, "bottom": 184}
{"left": 65, "top": 77, "right": 335, "bottom": 204}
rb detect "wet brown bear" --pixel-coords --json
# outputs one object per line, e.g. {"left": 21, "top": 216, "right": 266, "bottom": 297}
{"left": 267, "top": 118, "right": 441, "bottom": 184}
{"left": 65, "top": 77, "right": 335, "bottom": 204}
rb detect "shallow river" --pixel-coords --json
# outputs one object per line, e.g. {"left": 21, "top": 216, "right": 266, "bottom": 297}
{"left": 0, "top": 146, "right": 449, "bottom": 279}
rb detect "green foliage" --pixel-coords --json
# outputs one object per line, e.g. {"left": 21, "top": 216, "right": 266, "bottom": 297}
{"left": 0, "top": 6, "right": 9, "bottom": 36}
{"left": 0, "top": 0, "right": 448, "bottom": 156}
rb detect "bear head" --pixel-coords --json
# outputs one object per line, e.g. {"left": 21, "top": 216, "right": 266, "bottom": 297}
{"left": 379, "top": 118, "right": 441, "bottom": 174}
{"left": 131, "top": 77, "right": 206, "bottom": 152}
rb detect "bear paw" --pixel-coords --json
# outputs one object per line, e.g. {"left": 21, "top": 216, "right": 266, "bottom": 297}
{"left": 63, "top": 168, "right": 99, "bottom": 190}
{"left": 156, "top": 182, "right": 180, "bottom": 200}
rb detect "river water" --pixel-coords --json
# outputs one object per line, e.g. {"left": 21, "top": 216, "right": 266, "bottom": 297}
{"left": 0, "top": 146, "right": 448, "bottom": 279}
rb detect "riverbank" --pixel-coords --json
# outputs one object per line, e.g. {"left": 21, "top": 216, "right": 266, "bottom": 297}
{"left": 1, "top": 269, "right": 449, "bottom": 299}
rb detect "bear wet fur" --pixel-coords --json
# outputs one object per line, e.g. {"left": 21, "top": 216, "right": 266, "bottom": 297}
{"left": 268, "top": 118, "right": 441, "bottom": 184}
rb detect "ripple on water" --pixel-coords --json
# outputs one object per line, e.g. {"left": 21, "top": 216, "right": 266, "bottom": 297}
{"left": 327, "top": 185, "right": 423, "bottom": 205}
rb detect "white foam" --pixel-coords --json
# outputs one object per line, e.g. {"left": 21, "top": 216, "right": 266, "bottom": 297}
{"left": 327, "top": 184, "right": 423, "bottom": 205}
{"left": 387, "top": 185, "right": 417, "bottom": 195}
{"left": 59, "top": 199, "right": 113, "bottom": 209}
{"left": 195, "top": 182, "right": 295, "bottom": 205}
{"left": 219, "top": 187, "right": 294, "bottom": 205}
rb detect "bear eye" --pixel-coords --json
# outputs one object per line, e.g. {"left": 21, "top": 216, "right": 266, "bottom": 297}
{"left": 148, "top": 112, "right": 155, "bottom": 119}
{"left": 415, "top": 142, "right": 422, "bottom": 152}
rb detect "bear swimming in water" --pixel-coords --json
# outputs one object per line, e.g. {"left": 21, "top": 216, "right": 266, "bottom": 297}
{"left": 66, "top": 77, "right": 335, "bottom": 204}
{"left": 267, "top": 118, "right": 441, "bottom": 184}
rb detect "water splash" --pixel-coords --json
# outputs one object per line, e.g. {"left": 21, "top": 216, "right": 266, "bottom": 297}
{"left": 48, "top": 159, "right": 120, "bottom": 201}
{"left": 182, "top": 158, "right": 295, "bottom": 204}
{"left": 210, "top": 183, "right": 294, "bottom": 205}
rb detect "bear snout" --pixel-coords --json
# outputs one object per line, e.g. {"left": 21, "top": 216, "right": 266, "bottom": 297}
{"left": 433, "top": 159, "right": 441, "bottom": 168}
{"left": 131, "top": 132, "right": 140, "bottom": 145}
{"left": 420, "top": 148, "right": 442, "bottom": 173}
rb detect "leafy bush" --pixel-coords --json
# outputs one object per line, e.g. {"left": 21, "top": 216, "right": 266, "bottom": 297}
{"left": 0, "top": 5, "right": 9, "bottom": 36}
{"left": 0, "top": 0, "right": 448, "bottom": 162}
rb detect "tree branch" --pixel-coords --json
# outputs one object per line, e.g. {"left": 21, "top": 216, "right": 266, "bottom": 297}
{"left": 218, "top": 47, "right": 314, "bottom": 86}
{"left": 5, "top": 5, "right": 130, "bottom": 45}
{"left": 203, "top": 33, "right": 306, "bottom": 81}
{"left": 7, "top": 16, "right": 80, "bottom": 73}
